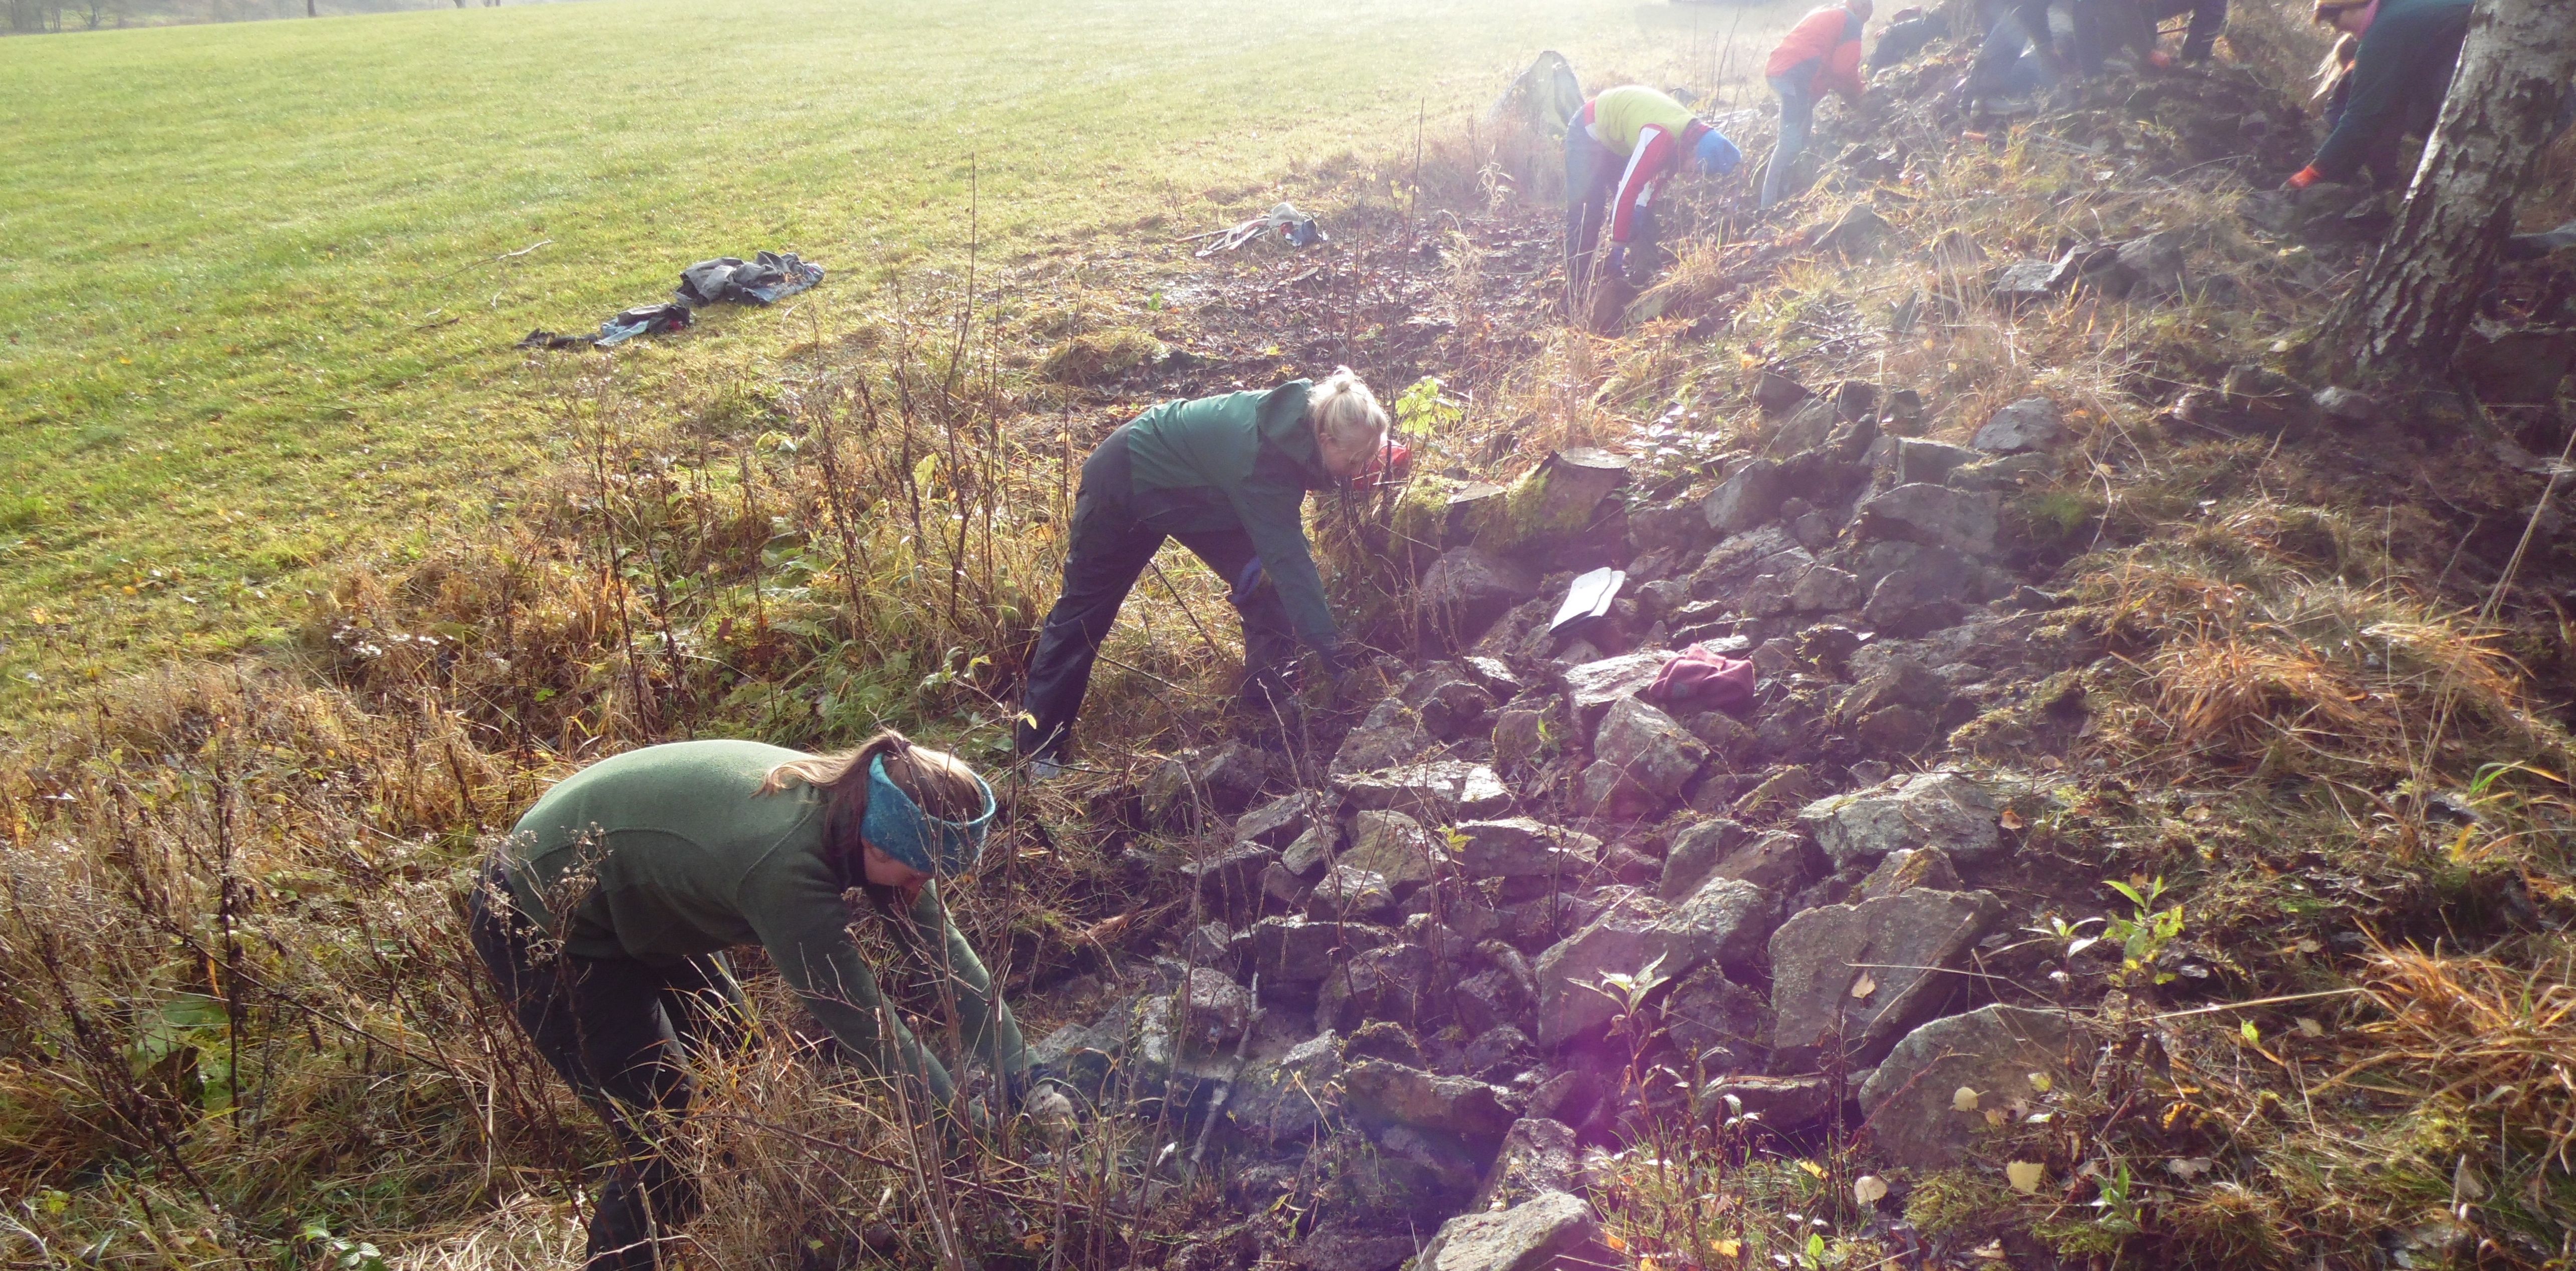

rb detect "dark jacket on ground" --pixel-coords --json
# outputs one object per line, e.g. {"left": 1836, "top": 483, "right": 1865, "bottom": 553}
{"left": 2309, "top": 0, "right": 2472, "bottom": 181}
{"left": 1116, "top": 380, "right": 1340, "bottom": 653}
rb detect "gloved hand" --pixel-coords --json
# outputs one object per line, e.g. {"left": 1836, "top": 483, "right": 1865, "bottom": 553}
{"left": 1009, "top": 1063, "right": 1079, "bottom": 1137}
{"left": 1604, "top": 242, "right": 1630, "bottom": 280}
{"left": 2284, "top": 165, "right": 2323, "bottom": 190}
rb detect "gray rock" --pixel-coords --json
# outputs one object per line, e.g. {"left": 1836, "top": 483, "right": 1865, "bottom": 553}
{"left": 1457, "top": 817, "right": 1603, "bottom": 879}
{"left": 1142, "top": 742, "right": 1272, "bottom": 824}
{"left": 1662, "top": 964, "right": 1773, "bottom": 1071}
{"left": 1989, "top": 258, "right": 2063, "bottom": 305}
{"left": 1403, "top": 662, "right": 1503, "bottom": 742}
{"left": 1337, "top": 761, "right": 1512, "bottom": 824}
{"left": 1230, "top": 1030, "right": 1342, "bottom": 1144}
{"left": 1532, "top": 880, "right": 1772, "bottom": 1046}
{"left": 1563, "top": 650, "right": 1673, "bottom": 732}
{"left": 2312, "top": 385, "right": 2379, "bottom": 425}
{"left": 1859, "top": 546, "right": 1972, "bottom": 635}
{"left": 1860, "top": 1005, "right": 2078, "bottom": 1167}
{"left": 1768, "top": 397, "right": 1843, "bottom": 457}
{"left": 1836, "top": 655, "right": 1947, "bottom": 722}
{"left": 1700, "top": 1075, "right": 1833, "bottom": 1132}
{"left": 1235, "top": 916, "right": 1395, "bottom": 988}
{"left": 1136, "top": 967, "right": 1257, "bottom": 1060}
{"left": 1310, "top": 863, "right": 1399, "bottom": 921}
{"left": 1767, "top": 888, "right": 2007, "bottom": 1071}
{"left": 1707, "top": 829, "right": 1825, "bottom": 894}
{"left": 1859, "top": 846, "right": 1964, "bottom": 899}
{"left": 1797, "top": 771, "right": 2001, "bottom": 867}
{"left": 1290, "top": 1228, "right": 1417, "bottom": 1271}
{"left": 1236, "top": 792, "right": 1322, "bottom": 849}
{"left": 1318, "top": 943, "right": 1436, "bottom": 1032}
{"left": 1415, "top": 1190, "right": 1596, "bottom": 1271}
{"left": 1330, "top": 700, "right": 1435, "bottom": 778}
{"left": 1489, "top": 707, "right": 1549, "bottom": 775}
{"left": 1454, "top": 965, "right": 1535, "bottom": 1036}
{"left": 1895, "top": 437, "right": 1977, "bottom": 486}
{"left": 1857, "top": 483, "right": 2001, "bottom": 557}
{"left": 1180, "top": 920, "right": 1233, "bottom": 967}
{"left": 1582, "top": 697, "right": 1707, "bottom": 814}
{"left": 1179, "top": 843, "right": 1277, "bottom": 913}
{"left": 2106, "top": 230, "right": 2185, "bottom": 299}
{"left": 1420, "top": 547, "right": 1544, "bottom": 646}
{"left": 1971, "top": 396, "right": 2064, "bottom": 453}
{"left": 1753, "top": 369, "right": 1814, "bottom": 415}
{"left": 1281, "top": 822, "right": 1338, "bottom": 876}
{"left": 1341, "top": 1058, "right": 1517, "bottom": 1148}
{"left": 1790, "top": 563, "right": 1863, "bottom": 612}
{"left": 1703, "top": 458, "right": 1787, "bottom": 533}
{"left": 1342, "top": 810, "right": 1444, "bottom": 888}
{"left": 1658, "top": 818, "right": 1749, "bottom": 899}
{"left": 1473, "top": 1117, "right": 1582, "bottom": 1210}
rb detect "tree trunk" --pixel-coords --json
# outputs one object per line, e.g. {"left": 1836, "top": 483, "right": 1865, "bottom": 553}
{"left": 2323, "top": 0, "right": 2576, "bottom": 382}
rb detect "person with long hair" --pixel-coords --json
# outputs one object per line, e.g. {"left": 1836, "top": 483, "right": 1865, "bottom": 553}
{"left": 469, "top": 730, "right": 1038, "bottom": 1270}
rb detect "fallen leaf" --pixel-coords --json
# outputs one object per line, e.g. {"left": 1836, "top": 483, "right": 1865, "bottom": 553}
{"left": 2296, "top": 1017, "right": 2325, "bottom": 1038}
{"left": 2293, "top": 938, "right": 2322, "bottom": 954}
{"left": 1851, "top": 972, "right": 1878, "bottom": 1000}
{"left": 1986, "top": 1108, "right": 2008, "bottom": 1127}
{"left": 1711, "top": 1237, "right": 1741, "bottom": 1257}
{"left": 2028, "top": 1071, "right": 2053, "bottom": 1094}
{"left": 1854, "top": 1175, "right": 1889, "bottom": 1205}
{"left": 1971, "top": 1238, "right": 2008, "bottom": 1260}
{"left": 1605, "top": 1232, "right": 1628, "bottom": 1252}
{"left": 2006, "top": 1161, "right": 2045, "bottom": 1194}
{"left": 2240, "top": 1020, "right": 2261, "bottom": 1045}
{"left": 1797, "top": 1159, "right": 1826, "bottom": 1178}
{"left": 1953, "top": 1086, "right": 1981, "bottom": 1112}
{"left": 1998, "top": 808, "right": 2025, "bottom": 830}
{"left": 2166, "top": 1157, "right": 2214, "bottom": 1179}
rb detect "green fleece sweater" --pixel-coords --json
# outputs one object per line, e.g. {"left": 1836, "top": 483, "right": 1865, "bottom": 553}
{"left": 1119, "top": 379, "right": 1342, "bottom": 656}
{"left": 498, "top": 739, "right": 1024, "bottom": 1105}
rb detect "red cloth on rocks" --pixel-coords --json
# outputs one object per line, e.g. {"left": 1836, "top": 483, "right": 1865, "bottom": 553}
{"left": 1647, "top": 644, "right": 1757, "bottom": 713}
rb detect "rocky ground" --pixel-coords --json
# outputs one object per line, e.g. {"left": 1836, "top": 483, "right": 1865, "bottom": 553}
{"left": 992, "top": 30, "right": 2576, "bottom": 1271}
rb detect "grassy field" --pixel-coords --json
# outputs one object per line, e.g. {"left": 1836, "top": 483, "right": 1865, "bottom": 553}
{"left": 0, "top": 0, "right": 1793, "bottom": 714}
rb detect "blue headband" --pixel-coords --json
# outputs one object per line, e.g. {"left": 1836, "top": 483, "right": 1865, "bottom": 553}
{"left": 860, "top": 754, "right": 995, "bottom": 877}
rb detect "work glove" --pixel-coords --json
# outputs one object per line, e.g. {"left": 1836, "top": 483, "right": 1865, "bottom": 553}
{"left": 1009, "top": 1063, "right": 1080, "bottom": 1138}
{"left": 2284, "top": 165, "right": 2323, "bottom": 191}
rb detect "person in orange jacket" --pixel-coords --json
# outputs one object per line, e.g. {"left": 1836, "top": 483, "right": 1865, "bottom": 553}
{"left": 1762, "top": 0, "right": 1874, "bottom": 209}
{"left": 1564, "top": 85, "right": 1744, "bottom": 304}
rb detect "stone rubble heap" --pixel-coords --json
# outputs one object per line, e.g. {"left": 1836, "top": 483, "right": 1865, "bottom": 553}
{"left": 1036, "top": 375, "right": 2122, "bottom": 1270}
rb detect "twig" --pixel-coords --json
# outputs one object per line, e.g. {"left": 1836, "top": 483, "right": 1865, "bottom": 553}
{"left": 431, "top": 237, "right": 553, "bottom": 282}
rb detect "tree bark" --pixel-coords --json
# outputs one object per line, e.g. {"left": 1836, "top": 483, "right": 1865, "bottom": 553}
{"left": 2321, "top": 0, "right": 2576, "bottom": 382}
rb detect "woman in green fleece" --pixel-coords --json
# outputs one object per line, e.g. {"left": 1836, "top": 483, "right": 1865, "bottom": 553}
{"left": 1015, "top": 367, "right": 1393, "bottom": 775}
{"left": 469, "top": 730, "right": 1033, "bottom": 1271}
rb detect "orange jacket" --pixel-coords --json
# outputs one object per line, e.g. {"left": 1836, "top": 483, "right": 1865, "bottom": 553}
{"left": 1766, "top": 4, "right": 1867, "bottom": 100}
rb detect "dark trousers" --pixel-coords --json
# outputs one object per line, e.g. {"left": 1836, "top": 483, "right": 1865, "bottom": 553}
{"left": 469, "top": 873, "right": 744, "bottom": 1271}
{"left": 1016, "top": 426, "right": 1298, "bottom": 761}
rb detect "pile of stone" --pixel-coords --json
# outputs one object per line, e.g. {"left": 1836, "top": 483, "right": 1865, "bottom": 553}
{"left": 1040, "top": 386, "right": 2108, "bottom": 1268}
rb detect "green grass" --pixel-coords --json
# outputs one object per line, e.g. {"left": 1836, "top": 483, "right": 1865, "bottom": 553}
{"left": 0, "top": 0, "right": 1784, "bottom": 710}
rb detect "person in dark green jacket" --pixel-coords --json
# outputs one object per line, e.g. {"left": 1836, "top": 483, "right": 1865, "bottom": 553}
{"left": 2284, "top": 0, "right": 2472, "bottom": 190}
{"left": 470, "top": 732, "right": 1042, "bottom": 1271}
{"left": 1015, "top": 369, "right": 1392, "bottom": 774}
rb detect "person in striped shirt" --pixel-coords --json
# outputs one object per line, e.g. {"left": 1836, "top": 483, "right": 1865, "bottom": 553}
{"left": 1564, "top": 84, "right": 1744, "bottom": 306}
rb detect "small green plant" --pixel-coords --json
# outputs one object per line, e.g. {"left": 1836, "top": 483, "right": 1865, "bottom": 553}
{"left": 1393, "top": 375, "right": 1464, "bottom": 437}
{"left": 2103, "top": 876, "right": 2185, "bottom": 983}
{"left": 299, "top": 1220, "right": 388, "bottom": 1271}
